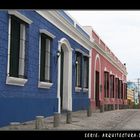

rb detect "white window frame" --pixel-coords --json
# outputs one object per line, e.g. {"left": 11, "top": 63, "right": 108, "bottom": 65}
{"left": 75, "top": 87, "right": 82, "bottom": 92}
{"left": 75, "top": 51, "right": 82, "bottom": 88}
{"left": 18, "top": 24, "right": 26, "bottom": 77}
{"left": 8, "top": 10, "right": 32, "bottom": 24}
{"left": 38, "top": 29, "right": 55, "bottom": 89}
{"left": 75, "top": 50, "right": 90, "bottom": 92}
{"left": 83, "top": 56, "right": 89, "bottom": 90}
{"left": 83, "top": 88, "right": 89, "bottom": 92}
{"left": 6, "top": 11, "right": 32, "bottom": 86}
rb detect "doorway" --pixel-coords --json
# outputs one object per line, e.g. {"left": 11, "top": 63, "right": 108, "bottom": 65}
{"left": 57, "top": 38, "right": 72, "bottom": 113}
{"left": 95, "top": 71, "right": 100, "bottom": 108}
{"left": 60, "top": 48, "right": 64, "bottom": 110}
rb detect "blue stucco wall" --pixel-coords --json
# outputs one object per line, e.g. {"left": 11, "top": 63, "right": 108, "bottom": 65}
{"left": 0, "top": 10, "right": 89, "bottom": 127}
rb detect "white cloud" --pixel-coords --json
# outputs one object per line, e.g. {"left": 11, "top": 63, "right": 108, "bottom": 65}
{"left": 67, "top": 10, "right": 140, "bottom": 81}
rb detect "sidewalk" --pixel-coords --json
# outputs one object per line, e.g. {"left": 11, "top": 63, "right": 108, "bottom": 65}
{"left": 0, "top": 109, "right": 139, "bottom": 130}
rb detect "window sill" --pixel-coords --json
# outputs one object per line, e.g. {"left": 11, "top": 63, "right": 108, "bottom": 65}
{"left": 83, "top": 88, "right": 89, "bottom": 92}
{"left": 75, "top": 87, "right": 82, "bottom": 92}
{"left": 38, "top": 81, "right": 53, "bottom": 89}
{"left": 6, "top": 76, "right": 27, "bottom": 86}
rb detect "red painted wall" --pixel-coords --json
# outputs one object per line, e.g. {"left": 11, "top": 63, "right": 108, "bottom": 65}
{"left": 90, "top": 43, "right": 127, "bottom": 110}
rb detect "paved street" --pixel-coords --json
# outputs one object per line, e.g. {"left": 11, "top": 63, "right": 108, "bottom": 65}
{"left": 1, "top": 109, "right": 140, "bottom": 130}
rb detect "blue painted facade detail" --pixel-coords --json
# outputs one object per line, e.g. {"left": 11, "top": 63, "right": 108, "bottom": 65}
{"left": 58, "top": 10, "right": 90, "bottom": 40}
{"left": 58, "top": 10, "right": 74, "bottom": 26}
{"left": 0, "top": 10, "right": 89, "bottom": 127}
{"left": 76, "top": 24, "right": 90, "bottom": 39}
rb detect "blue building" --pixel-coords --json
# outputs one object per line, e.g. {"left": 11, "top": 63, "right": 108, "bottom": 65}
{"left": 0, "top": 10, "right": 92, "bottom": 126}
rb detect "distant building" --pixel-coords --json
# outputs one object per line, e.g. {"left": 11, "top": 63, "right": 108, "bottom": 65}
{"left": 127, "top": 88, "right": 134, "bottom": 107}
{"left": 127, "top": 81, "right": 139, "bottom": 105}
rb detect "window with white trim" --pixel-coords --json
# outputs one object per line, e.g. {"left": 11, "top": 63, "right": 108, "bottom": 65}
{"left": 104, "top": 72, "right": 109, "bottom": 98}
{"left": 121, "top": 81, "right": 124, "bottom": 99}
{"left": 9, "top": 16, "right": 27, "bottom": 79}
{"left": 83, "top": 56, "right": 89, "bottom": 88}
{"left": 118, "top": 79, "right": 120, "bottom": 99}
{"left": 39, "top": 33, "right": 52, "bottom": 82}
{"left": 110, "top": 75, "right": 114, "bottom": 98}
{"left": 115, "top": 78, "right": 119, "bottom": 99}
{"left": 120, "top": 80, "right": 123, "bottom": 99}
{"left": 75, "top": 52, "right": 82, "bottom": 87}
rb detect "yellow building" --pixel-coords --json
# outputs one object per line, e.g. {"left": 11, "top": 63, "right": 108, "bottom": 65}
{"left": 127, "top": 88, "right": 135, "bottom": 108}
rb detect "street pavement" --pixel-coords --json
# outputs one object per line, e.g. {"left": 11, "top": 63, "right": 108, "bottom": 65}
{"left": 0, "top": 109, "right": 140, "bottom": 130}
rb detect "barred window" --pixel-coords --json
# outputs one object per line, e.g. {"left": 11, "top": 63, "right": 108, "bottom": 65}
{"left": 83, "top": 56, "right": 89, "bottom": 88}
{"left": 115, "top": 78, "right": 118, "bottom": 99}
{"left": 40, "top": 33, "right": 51, "bottom": 82}
{"left": 121, "top": 81, "right": 123, "bottom": 99}
{"left": 104, "top": 72, "right": 109, "bottom": 98}
{"left": 110, "top": 75, "right": 114, "bottom": 98}
{"left": 9, "top": 16, "right": 27, "bottom": 78}
{"left": 118, "top": 79, "right": 120, "bottom": 99}
{"left": 75, "top": 52, "right": 82, "bottom": 87}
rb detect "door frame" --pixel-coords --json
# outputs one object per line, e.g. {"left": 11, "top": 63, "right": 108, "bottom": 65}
{"left": 95, "top": 71, "right": 100, "bottom": 107}
{"left": 94, "top": 54, "right": 101, "bottom": 101}
{"left": 57, "top": 38, "right": 73, "bottom": 113}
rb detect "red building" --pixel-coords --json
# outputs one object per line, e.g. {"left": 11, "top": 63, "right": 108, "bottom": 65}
{"left": 84, "top": 26, "right": 127, "bottom": 111}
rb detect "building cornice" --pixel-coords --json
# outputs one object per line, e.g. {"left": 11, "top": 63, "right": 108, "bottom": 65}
{"left": 36, "top": 10, "right": 127, "bottom": 75}
{"left": 36, "top": 10, "right": 93, "bottom": 51}
{"left": 93, "top": 42, "right": 127, "bottom": 75}
{"left": 8, "top": 10, "right": 33, "bottom": 24}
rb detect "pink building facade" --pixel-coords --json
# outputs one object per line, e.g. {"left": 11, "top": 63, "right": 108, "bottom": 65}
{"left": 84, "top": 26, "right": 127, "bottom": 111}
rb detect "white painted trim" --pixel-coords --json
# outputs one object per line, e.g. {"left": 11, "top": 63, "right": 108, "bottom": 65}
{"left": 18, "top": 23, "right": 26, "bottom": 77}
{"left": 104, "top": 67, "right": 107, "bottom": 72}
{"left": 74, "top": 22, "right": 76, "bottom": 27}
{"left": 63, "top": 11, "right": 90, "bottom": 39}
{"left": 57, "top": 38, "right": 72, "bottom": 112}
{"left": 88, "top": 50, "right": 92, "bottom": 98}
{"left": 63, "top": 47, "right": 72, "bottom": 111}
{"left": 57, "top": 41, "right": 61, "bottom": 113}
{"left": 110, "top": 71, "right": 112, "bottom": 75}
{"left": 6, "top": 76, "right": 27, "bottom": 86}
{"left": 122, "top": 74, "right": 124, "bottom": 82}
{"left": 94, "top": 54, "right": 102, "bottom": 100}
{"left": 39, "top": 29, "right": 56, "bottom": 39}
{"left": 36, "top": 10, "right": 127, "bottom": 75}
{"left": 94, "top": 43, "right": 127, "bottom": 75}
{"left": 111, "top": 72, "right": 115, "bottom": 76}
{"left": 36, "top": 11, "right": 92, "bottom": 51}
{"left": 8, "top": 10, "right": 32, "bottom": 24}
{"left": 45, "top": 39, "right": 51, "bottom": 81}
{"left": 38, "top": 32, "right": 54, "bottom": 89}
{"left": 38, "top": 34, "right": 41, "bottom": 82}
{"left": 7, "top": 15, "right": 27, "bottom": 84}
{"left": 7, "top": 16, "right": 11, "bottom": 77}
{"left": 75, "top": 87, "right": 82, "bottom": 92}
{"left": 38, "top": 81, "right": 53, "bottom": 89}
{"left": 83, "top": 88, "right": 89, "bottom": 92}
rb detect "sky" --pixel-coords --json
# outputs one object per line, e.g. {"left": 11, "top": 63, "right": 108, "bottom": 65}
{"left": 67, "top": 10, "right": 140, "bottom": 82}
